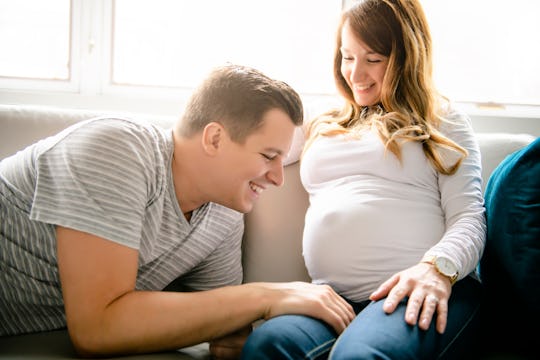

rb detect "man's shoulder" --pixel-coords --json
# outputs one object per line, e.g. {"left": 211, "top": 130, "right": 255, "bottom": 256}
{"left": 56, "top": 116, "right": 171, "bottom": 152}
{"left": 77, "top": 116, "right": 165, "bottom": 134}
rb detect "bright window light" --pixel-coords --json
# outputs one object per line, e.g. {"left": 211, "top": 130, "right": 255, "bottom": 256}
{"left": 0, "top": 0, "right": 71, "bottom": 80}
{"left": 0, "top": 0, "right": 539, "bottom": 114}
{"left": 111, "top": 0, "right": 341, "bottom": 94}
{"left": 422, "top": 0, "right": 540, "bottom": 106}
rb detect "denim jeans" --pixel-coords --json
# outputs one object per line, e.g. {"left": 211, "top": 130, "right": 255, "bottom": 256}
{"left": 241, "top": 277, "right": 483, "bottom": 360}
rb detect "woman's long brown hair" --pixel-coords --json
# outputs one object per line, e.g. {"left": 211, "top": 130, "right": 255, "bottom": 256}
{"left": 305, "top": 0, "right": 467, "bottom": 175}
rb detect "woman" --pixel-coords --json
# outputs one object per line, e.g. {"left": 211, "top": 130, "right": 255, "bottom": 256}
{"left": 241, "top": 0, "right": 486, "bottom": 359}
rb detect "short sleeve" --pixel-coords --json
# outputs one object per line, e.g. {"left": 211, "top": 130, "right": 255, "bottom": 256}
{"left": 31, "top": 118, "right": 165, "bottom": 249}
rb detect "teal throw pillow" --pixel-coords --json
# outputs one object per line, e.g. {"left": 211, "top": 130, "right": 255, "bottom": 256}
{"left": 480, "top": 136, "right": 540, "bottom": 316}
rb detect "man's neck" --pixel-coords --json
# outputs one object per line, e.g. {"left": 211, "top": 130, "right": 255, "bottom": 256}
{"left": 171, "top": 131, "right": 209, "bottom": 215}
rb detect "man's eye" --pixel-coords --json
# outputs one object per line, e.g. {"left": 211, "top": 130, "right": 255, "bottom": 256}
{"left": 261, "top": 153, "right": 276, "bottom": 161}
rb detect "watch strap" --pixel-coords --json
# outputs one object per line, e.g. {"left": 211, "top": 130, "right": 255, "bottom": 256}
{"left": 421, "top": 255, "right": 458, "bottom": 285}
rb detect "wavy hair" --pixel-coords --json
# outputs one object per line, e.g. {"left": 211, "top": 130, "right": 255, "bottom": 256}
{"left": 306, "top": 0, "right": 466, "bottom": 175}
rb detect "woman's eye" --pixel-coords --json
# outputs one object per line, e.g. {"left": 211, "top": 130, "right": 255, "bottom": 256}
{"left": 342, "top": 56, "right": 353, "bottom": 61}
{"left": 367, "top": 58, "right": 381, "bottom": 63}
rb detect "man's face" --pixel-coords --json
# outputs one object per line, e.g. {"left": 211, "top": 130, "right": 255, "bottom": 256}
{"left": 215, "top": 108, "right": 296, "bottom": 213}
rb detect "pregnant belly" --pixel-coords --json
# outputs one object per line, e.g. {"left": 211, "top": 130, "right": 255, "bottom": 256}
{"left": 303, "top": 185, "right": 444, "bottom": 301}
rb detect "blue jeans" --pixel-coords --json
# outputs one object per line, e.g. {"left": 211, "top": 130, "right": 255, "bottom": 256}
{"left": 241, "top": 277, "right": 483, "bottom": 360}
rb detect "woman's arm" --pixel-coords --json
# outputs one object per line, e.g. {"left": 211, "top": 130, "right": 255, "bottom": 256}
{"left": 430, "top": 111, "right": 487, "bottom": 279}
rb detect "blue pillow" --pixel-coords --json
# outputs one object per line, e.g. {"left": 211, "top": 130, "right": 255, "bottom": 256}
{"left": 480, "top": 136, "right": 540, "bottom": 316}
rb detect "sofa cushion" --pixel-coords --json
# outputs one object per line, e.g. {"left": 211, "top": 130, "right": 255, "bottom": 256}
{"left": 479, "top": 136, "right": 540, "bottom": 350}
{"left": 0, "top": 104, "right": 175, "bottom": 160}
{"left": 480, "top": 136, "right": 540, "bottom": 303}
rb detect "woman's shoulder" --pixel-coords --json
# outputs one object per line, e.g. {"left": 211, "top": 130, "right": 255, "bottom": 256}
{"left": 438, "top": 103, "right": 473, "bottom": 134}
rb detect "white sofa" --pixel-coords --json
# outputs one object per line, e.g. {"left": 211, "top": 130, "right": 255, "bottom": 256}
{"left": 0, "top": 104, "right": 537, "bottom": 359}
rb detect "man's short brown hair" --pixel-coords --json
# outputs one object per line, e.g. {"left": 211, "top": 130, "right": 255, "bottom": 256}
{"left": 177, "top": 64, "right": 303, "bottom": 143}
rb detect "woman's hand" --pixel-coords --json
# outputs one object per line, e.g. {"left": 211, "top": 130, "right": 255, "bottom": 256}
{"left": 369, "top": 263, "right": 453, "bottom": 334}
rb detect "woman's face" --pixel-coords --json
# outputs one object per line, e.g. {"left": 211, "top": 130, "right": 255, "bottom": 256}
{"left": 340, "top": 21, "right": 389, "bottom": 107}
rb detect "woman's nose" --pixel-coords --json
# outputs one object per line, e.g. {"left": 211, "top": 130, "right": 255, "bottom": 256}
{"left": 350, "top": 61, "right": 365, "bottom": 83}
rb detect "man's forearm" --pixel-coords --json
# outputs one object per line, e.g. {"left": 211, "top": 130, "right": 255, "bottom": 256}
{"left": 68, "top": 284, "right": 266, "bottom": 356}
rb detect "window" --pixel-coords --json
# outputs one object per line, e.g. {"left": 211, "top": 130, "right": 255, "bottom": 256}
{"left": 0, "top": 0, "right": 71, "bottom": 80}
{"left": 110, "top": 0, "right": 340, "bottom": 95}
{"left": 0, "top": 0, "right": 539, "bottom": 117}
{"left": 0, "top": 0, "right": 74, "bottom": 91}
{"left": 0, "top": 0, "right": 342, "bottom": 111}
{"left": 422, "top": 0, "right": 540, "bottom": 107}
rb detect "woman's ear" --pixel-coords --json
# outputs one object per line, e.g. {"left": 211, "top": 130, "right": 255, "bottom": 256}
{"left": 201, "top": 122, "right": 225, "bottom": 155}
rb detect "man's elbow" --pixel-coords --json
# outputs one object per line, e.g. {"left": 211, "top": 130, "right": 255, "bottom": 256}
{"left": 67, "top": 323, "right": 113, "bottom": 358}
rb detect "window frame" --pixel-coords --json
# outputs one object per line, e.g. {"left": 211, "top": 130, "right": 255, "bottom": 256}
{"left": 0, "top": 0, "right": 539, "bottom": 121}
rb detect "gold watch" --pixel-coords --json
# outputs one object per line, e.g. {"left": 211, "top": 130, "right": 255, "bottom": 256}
{"left": 422, "top": 255, "right": 459, "bottom": 285}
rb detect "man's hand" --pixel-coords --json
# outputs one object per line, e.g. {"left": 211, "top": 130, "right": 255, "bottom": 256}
{"left": 209, "top": 325, "right": 252, "bottom": 360}
{"left": 256, "top": 281, "right": 355, "bottom": 334}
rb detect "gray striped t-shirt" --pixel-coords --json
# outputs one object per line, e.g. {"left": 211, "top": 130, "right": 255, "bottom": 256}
{"left": 0, "top": 117, "right": 244, "bottom": 336}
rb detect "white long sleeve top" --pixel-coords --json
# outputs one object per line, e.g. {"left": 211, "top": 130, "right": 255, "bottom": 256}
{"left": 298, "top": 109, "right": 486, "bottom": 302}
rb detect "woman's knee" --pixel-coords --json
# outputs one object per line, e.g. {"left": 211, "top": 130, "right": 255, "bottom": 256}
{"left": 242, "top": 318, "right": 289, "bottom": 357}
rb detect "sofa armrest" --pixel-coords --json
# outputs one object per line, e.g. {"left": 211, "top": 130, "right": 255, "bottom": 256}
{"left": 476, "top": 132, "right": 536, "bottom": 193}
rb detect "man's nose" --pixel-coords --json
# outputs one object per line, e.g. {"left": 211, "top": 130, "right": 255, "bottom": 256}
{"left": 266, "top": 158, "right": 285, "bottom": 187}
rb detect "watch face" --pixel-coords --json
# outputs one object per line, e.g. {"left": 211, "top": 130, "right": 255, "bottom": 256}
{"left": 435, "top": 257, "right": 457, "bottom": 276}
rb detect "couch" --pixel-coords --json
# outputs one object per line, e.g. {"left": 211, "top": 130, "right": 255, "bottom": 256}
{"left": 0, "top": 104, "right": 537, "bottom": 359}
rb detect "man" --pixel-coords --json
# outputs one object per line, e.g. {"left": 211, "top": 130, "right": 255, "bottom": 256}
{"left": 0, "top": 64, "right": 354, "bottom": 358}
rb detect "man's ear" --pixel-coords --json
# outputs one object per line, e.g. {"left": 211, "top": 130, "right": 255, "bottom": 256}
{"left": 201, "top": 122, "right": 225, "bottom": 155}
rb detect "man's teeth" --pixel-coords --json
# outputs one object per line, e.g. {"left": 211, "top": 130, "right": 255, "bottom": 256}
{"left": 250, "top": 182, "right": 263, "bottom": 194}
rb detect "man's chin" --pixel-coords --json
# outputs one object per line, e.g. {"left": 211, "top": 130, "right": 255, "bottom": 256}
{"left": 223, "top": 200, "right": 253, "bottom": 214}
{"left": 238, "top": 203, "right": 254, "bottom": 214}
